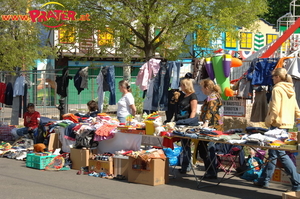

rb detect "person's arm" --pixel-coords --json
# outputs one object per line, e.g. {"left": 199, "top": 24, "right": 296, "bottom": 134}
{"left": 129, "top": 104, "right": 137, "bottom": 117}
{"left": 202, "top": 99, "right": 216, "bottom": 128}
{"left": 265, "top": 88, "right": 281, "bottom": 127}
{"left": 189, "top": 99, "right": 197, "bottom": 118}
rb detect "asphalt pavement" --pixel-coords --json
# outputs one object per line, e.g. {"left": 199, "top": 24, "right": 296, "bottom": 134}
{"left": 0, "top": 158, "right": 291, "bottom": 199}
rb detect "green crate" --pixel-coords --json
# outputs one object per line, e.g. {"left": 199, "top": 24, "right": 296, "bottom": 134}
{"left": 26, "top": 153, "right": 57, "bottom": 170}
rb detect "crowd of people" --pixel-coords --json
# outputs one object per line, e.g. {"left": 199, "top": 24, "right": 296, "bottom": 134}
{"left": 18, "top": 68, "right": 300, "bottom": 191}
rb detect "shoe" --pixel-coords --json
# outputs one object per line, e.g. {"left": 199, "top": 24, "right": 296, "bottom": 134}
{"left": 178, "top": 169, "right": 187, "bottom": 174}
{"left": 202, "top": 174, "right": 218, "bottom": 179}
{"left": 253, "top": 181, "right": 269, "bottom": 188}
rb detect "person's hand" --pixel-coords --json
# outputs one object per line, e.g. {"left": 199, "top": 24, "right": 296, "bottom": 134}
{"left": 26, "top": 116, "right": 31, "bottom": 123}
{"left": 28, "top": 127, "right": 32, "bottom": 131}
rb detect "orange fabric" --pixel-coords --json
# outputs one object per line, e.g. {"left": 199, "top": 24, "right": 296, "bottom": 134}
{"left": 274, "top": 57, "right": 293, "bottom": 69}
{"left": 95, "top": 124, "right": 117, "bottom": 136}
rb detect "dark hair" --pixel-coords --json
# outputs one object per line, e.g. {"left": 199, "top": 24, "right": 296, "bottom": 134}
{"left": 27, "top": 103, "right": 35, "bottom": 108}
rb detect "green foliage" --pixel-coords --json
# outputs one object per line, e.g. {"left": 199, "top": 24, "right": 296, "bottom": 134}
{"left": 0, "top": 0, "right": 57, "bottom": 71}
{"left": 259, "top": 0, "right": 294, "bottom": 25}
{"left": 131, "top": 86, "right": 143, "bottom": 115}
{"left": 47, "top": 0, "right": 268, "bottom": 61}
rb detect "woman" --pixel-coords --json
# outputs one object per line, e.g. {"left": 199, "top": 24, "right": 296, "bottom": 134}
{"left": 254, "top": 68, "right": 300, "bottom": 191}
{"left": 198, "top": 79, "right": 223, "bottom": 179}
{"left": 117, "top": 80, "right": 136, "bottom": 124}
{"left": 176, "top": 78, "right": 198, "bottom": 174}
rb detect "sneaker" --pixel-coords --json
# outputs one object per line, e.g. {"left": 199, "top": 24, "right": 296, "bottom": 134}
{"left": 16, "top": 152, "right": 27, "bottom": 160}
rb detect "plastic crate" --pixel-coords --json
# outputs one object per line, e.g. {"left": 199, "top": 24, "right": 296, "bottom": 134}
{"left": 26, "top": 153, "right": 57, "bottom": 170}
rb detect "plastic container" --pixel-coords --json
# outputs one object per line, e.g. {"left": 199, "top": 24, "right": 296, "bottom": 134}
{"left": 145, "top": 120, "right": 155, "bottom": 135}
{"left": 26, "top": 153, "right": 57, "bottom": 170}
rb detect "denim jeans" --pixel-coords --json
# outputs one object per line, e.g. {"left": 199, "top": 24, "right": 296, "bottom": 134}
{"left": 16, "top": 127, "right": 38, "bottom": 144}
{"left": 257, "top": 127, "right": 300, "bottom": 191}
{"left": 107, "top": 65, "right": 116, "bottom": 105}
{"left": 170, "top": 61, "right": 181, "bottom": 89}
{"left": 152, "top": 62, "right": 172, "bottom": 111}
{"left": 117, "top": 116, "right": 126, "bottom": 124}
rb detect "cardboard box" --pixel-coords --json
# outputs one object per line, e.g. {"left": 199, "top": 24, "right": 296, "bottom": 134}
{"left": 47, "top": 133, "right": 62, "bottom": 152}
{"left": 113, "top": 156, "right": 129, "bottom": 179}
{"left": 89, "top": 158, "right": 113, "bottom": 175}
{"left": 128, "top": 156, "right": 168, "bottom": 186}
{"left": 271, "top": 168, "right": 291, "bottom": 185}
{"left": 70, "top": 148, "right": 93, "bottom": 170}
{"left": 282, "top": 191, "right": 300, "bottom": 199}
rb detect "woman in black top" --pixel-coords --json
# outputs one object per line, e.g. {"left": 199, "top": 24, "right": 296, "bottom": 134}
{"left": 176, "top": 78, "right": 197, "bottom": 174}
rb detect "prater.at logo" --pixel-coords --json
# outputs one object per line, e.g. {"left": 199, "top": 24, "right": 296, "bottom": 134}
{"left": 1, "top": 1, "right": 90, "bottom": 28}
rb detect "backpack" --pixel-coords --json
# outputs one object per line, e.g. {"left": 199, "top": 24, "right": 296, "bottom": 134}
{"left": 241, "top": 156, "right": 264, "bottom": 181}
{"left": 74, "top": 130, "right": 98, "bottom": 149}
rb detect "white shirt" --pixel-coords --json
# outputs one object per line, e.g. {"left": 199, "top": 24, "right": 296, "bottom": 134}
{"left": 117, "top": 92, "right": 135, "bottom": 117}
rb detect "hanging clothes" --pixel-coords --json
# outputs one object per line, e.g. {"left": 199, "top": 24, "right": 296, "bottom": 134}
{"left": 13, "top": 76, "right": 25, "bottom": 97}
{"left": 136, "top": 58, "right": 161, "bottom": 91}
{"left": 56, "top": 68, "right": 73, "bottom": 98}
{"left": 101, "top": 66, "right": 116, "bottom": 105}
{"left": 247, "top": 58, "right": 279, "bottom": 86}
{"left": 250, "top": 87, "right": 268, "bottom": 122}
{"left": 96, "top": 70, "right": 105, "bottom": 112}
{"left": 74, "top": 68, "right": 84, "bottom": 95}
{"left": 0, "top": 82, "right": 6, "bottom": 104}
{"left": 151, "top": 61, "right": 174, "bottom": 111}
{"left": 283, "top": 57, "right": 300, "bottom": 78}
{"left": 79, "top": 66, "right": 89, "bottom": 89}
{"left": 5, "top": 82, "right": 13, "bottom": 105}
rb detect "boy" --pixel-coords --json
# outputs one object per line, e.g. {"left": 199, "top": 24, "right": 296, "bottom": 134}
{"left": 16, "top": 103, "right": 40, "bottom": 143}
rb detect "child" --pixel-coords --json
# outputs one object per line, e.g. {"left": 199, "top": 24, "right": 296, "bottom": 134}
{"left": 16, "top": 103, "right": 40, "bottom": 143}
{"left": 87, "top": 100, "right": 99, "bottom": 117}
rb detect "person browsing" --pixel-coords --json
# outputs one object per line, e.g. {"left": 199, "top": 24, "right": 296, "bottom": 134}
{"left": 117, "top": 80, "right": 137, "bottom": 124}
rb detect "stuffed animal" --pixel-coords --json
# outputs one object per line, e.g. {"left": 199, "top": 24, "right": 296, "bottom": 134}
{"left": 170, "top": 91, "right": 181, "bottom": 104}
{"left": 153, "top": 117, "right": 165, "bottom": 136}
{"left": 166, "top": 122, "right": 176, "bottom": 131}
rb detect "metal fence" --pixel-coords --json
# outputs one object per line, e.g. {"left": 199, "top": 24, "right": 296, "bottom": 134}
{"left": 0, "top": 67, "right": 142, "bottom": 125}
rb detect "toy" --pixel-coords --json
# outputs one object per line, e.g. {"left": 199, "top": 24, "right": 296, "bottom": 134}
{"left": 205, "top": 49, "right": 242, "bottom": 100}
{"left": 170, "top": 91, "right": 181, "bottom": 104}
{"left": 153, "top": 117, "right": 165, "bottom": 136}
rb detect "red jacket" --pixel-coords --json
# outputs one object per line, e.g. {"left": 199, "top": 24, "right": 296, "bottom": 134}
{"left": 24, "top": 111, "right": 40, "bottom": 129}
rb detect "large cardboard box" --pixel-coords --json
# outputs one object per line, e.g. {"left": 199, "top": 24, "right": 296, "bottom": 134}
{"left": 113, "top": 156, "right": 129, "bottom": 179}
{"left": 271, "top": 168, "right": 291, "bottom": 185}
{"left": 47, "top": 133, "right": 62, "bottom": 152}
{"left": 89, "top": 158, "right": 113, "bottom": 175}
{"left": 282, "top": 191, "right": 300, "bottom": 199}
{"left": 128, "top": 156, "right": 168, "bottom": 186}
{"left": 70, "top": 148, "right": 93, "bottom": 170}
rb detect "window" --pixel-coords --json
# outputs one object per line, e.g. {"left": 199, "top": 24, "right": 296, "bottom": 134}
{"left": 240, "top": 32, "right": 252, "bottom": 49}
{"left": 98, "top": 28, "right": 114, "bottom": 46}
{"left": 196, "top": 29, "right": 209, "bottom": 47}
{"left": 281, "top": 40, "right": 290, "bottom": 52}
{"left": 266, "top": 34, "right": 278, "bottom": 44}
{"left": 225, "top": 32, "right": 237, "bottom": 48}
{"left": 59, "top": 26, "right": 75, "bottom": 44}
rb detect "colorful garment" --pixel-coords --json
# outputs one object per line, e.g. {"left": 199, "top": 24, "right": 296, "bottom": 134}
{"left": 199, "top": 92, "right": 223, "bottom": 131}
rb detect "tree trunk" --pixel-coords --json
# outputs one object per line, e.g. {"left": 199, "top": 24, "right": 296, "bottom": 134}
{"left": 123, "top": 65, "right": 131, "bottom": 81}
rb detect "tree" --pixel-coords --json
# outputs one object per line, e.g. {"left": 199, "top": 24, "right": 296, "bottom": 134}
{"left": 0, "top": 0, "right": 56, "bottom": 71}
{"left": 37, "top": 0, "right": 268, "bottom": 61}
{"left": 259, "top": 0, "right": 294, "bottom": 25}
{"left": 75, "top": 0, "right": 269, "bottom": 61}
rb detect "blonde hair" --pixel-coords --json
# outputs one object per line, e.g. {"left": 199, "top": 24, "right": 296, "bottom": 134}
{"left": 119, "top": 80, "right": 132, "bottom": 92}
{"left": 199, "top": 79, "right": 221, "bottom": 94}
{"left": 272, "top": 68, "right": 293, "bottom": 83}
{"left": 180, "top": 78, "right": 195, "bottom": 94}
